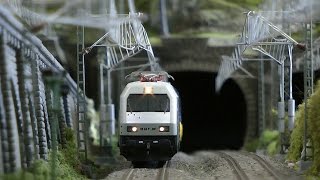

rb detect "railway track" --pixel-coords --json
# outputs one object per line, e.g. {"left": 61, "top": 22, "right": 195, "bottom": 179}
{"left": 216, "top": 151, "right": 249, "bottom": 180}
{"left": 157, "top": 161, "right": 170, "bottom": 180}
{"left": 123, "top": 168, "right": 136, "bottom": 180}
{"left": 122, "top": 161, "right": 170, "bottom": 180}
{"left": 218, "top": 151, "right": 284, "bottom": 180}
{"left": 240, "top": 151, "right": 283, "bottom": 180}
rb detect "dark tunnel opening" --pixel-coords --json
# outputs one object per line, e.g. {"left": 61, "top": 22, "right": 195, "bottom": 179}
{"left": 169, "top": 71, "right": 247, "bottom": 153}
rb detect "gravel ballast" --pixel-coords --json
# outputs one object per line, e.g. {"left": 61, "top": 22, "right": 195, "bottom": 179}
{"left": 104, "top": 150, "right": 304, "bottom": 180}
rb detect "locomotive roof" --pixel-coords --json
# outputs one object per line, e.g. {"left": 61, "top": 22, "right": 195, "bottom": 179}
{"left": 125, "top": 71, "right": 174, "bottom": 82}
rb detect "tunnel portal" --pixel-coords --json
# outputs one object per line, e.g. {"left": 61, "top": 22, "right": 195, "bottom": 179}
{"left": 169, "top": 71, "right": 247, "bottom": 153}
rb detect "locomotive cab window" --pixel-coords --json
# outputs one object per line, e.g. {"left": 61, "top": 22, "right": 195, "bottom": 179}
{"left": 127, "top": 94, "right": 170, "bottom": 112}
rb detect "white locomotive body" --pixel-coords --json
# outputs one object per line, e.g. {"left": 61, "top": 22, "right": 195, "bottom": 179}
{"left": 118, "top": 72, "right": 182, "bottom": 163}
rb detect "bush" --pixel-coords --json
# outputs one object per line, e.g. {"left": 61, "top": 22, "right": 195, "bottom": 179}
{"left": 287, "top": 80, "right": 320, "bottom": 176}
{"left": 243, "top": 129, "right": 280, "bottom": 156}
{"left": 306, "top": 81, "right": 320, "bottom": 175}
{"left": 243, "top": 138, "right": 260, "bottom": 152}
{"left": 287, "top": 103, "right": 305, "bottom": 161}
{"left": 257, "top": 129, "right": 280, "bottom": 156}
{"left": 258, "top": 130, "right": 279, "bottom": 148}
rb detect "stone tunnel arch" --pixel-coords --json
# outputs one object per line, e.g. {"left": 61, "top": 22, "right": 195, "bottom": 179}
{"left": 163, "top": 61, "right": 257, "bottom": 152}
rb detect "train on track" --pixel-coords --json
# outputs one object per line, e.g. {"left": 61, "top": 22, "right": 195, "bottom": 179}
{"left": 118, "top": 71, "right": 183, "bottom": 165}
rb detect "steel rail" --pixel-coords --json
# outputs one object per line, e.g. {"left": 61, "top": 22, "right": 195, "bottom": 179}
{"left": 241, "top": 151, "right": 283, "bottom": 180}
{"left": 157, "top": 161, "right": 170, "bottom": 180}
{"left": 122, "top": 168, "right": 136, "bottom": 180}
{"left": 216, "top": 151, "right": 249, "bottom": 180}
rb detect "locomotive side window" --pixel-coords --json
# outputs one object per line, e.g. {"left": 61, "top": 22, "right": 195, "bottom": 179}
{"left": 127, "top": 94, "right": 170, "bottom": 112}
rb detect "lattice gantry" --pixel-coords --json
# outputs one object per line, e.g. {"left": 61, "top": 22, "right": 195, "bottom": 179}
{"left": 78, "top": 13, "right": 160, "bottom": 72}
{"left": 104, "top": 15, "right": 158, "bottom": 70}
{"left": 216, "top": 11, "right": 302, "bottom": 92}
{"left": 216, "top": 11, "right": 305, "bottom": 138}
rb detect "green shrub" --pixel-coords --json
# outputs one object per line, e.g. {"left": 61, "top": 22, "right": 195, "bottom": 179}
{"left": 243, "top": 138, "right": 260, "bottom": 152}
{"left": 287, "top": 102, "right": 305, "bottom": 161}
{"left": 287, "top": 80, "right": 320, "bottom": 176}
{"left": 267, "top": 141, "right": 279, "bottom": 155}
{"left": 255, "top": 129, "right": 280, "bottom": 156}
{"left": 306, "top": 81, "right": 320, "bottom": 175}
{"left": 61, "top": 128, "right": 81, "bottom": 169}
{"left": 0, "top": 171, "right": 36, "bottom": 180}
{"left": 258, "top": 130, "right": 279, "bottom": 148}
{"left": 243, "top": 129, "right": 280, "bottom": 156}
{"left": 29, "top": 159, "right": 50, "bottom": 178}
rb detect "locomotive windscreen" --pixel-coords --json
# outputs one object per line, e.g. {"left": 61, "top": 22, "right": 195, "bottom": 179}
{"left": 127, "top": 94, "right": 170, "bottom": 112}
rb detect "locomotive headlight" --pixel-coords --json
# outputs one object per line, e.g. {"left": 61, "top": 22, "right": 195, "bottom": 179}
{"left": 159, "top": 127, "right": 165, "bottom": 132}
{"left": 132, "top": 126, "right": 138, "bottom": 132}
{"left": 144, "top": 86, "right": 153, "bottom": 94}
{"left": 159, "top": 126, "right": 169, "bottom": 132}
{"left": 127, "top": 126, "right": 138, "bottom": 132}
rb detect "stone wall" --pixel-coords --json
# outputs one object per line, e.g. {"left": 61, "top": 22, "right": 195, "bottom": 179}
{"left": 0, "top": 6, "right": 78, "bottom": 173}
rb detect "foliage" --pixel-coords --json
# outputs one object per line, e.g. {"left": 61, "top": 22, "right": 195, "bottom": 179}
{"left": 58, "top": 127, "right": 87, "bottom": 178}
{"left": 243, "top": 129, "right": 280, "bottom": 156}
{"left": 60, "top": 128, "right": 83, "bottom": 174}
{"left": 33, "top": 128, "right": 86, "bottom": 180}
{"left": 225, "top": 0, "right": 263, "bottom": 8}
{"left": 306, "top": 81, "right": 320, "bottom": 175}
{"left": 0, "top": 128, "right": 87, "bottom": 180}
{"left": 0, "top": 160, "right": 51, "bottom": 180}
{"left": 258, "top": 129, "right": 280, "bottom": 156}
{"left": 54, "top": 152, "right": 86, "bottom": 180}
{"left": 287, "top": 103, "right": 305, "bottom": 161}
{"left": 243, "top": 138, "right": 260, "bottom": 152}
{"left": 258, "top": 130, "right": 279, "bottom": 148}
{"left": 243, "top": 107, "right": 281, "bottom": 154}
{"left": 287, "top": 80, "right": 320, "bottom": 176}
{"left": 0, "top": 156, "right": 86, "bottom": 180}
{"left": 29, "top": 159, "right": 50, "bottom": 179}
{"left": 0, "top": 171, "right": 36, "bottom": 180}
{"left": 267, "top": 141, "right": 278, "bottom": 155}
{"left": 314, "top": 24, "right": 320, "bottom": 37}
{"left": 149, "top": 36, "right": 162, "bottom": 46}
{"left": 198, "top": 0, "right": 244, "bottom": 11}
